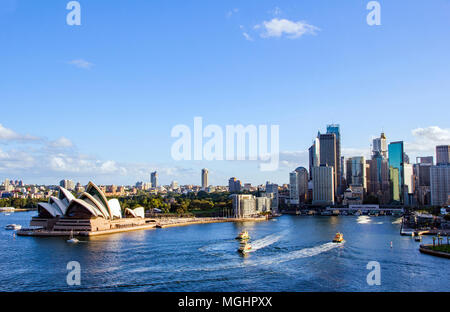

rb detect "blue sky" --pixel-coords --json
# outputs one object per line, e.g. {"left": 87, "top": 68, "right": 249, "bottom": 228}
{"left": 1, "top": 0, "right": 450, "bottom": 186}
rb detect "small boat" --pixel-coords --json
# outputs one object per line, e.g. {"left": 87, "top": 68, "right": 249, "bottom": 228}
{"left": 236, "top": 230, "right": 250, "bottom": 240}
{"left": 67, "top": 230, "right": 79, "bottom": 244}
{"left": 238, "top": 242, "right": 252, "bottom": 254}
{"left": 414, "top": 235, "right": 422, "bottom": 242}
{"left": 332, "top": 232, "right": 344, "bottom": 243}
{"left": 5, "top": 224, "right": 22, "bottom": 230}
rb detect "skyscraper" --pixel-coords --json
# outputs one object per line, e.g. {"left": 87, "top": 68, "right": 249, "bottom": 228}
{"left": 372, "top": 132, "right": 387, "bottom": 158}
{"left": 289, "top": 171, "right": 299, "bottom": 205}
{"left": 151, "top": 171, "right": 158, "bottom": 188}
{"left": 319, "top": 133, "right": 338, "bottom": 198}
{"left": 308, "top": 137, "right": 320, "bottom": 180}
{"left": 367, "top": 154, "right": 390, "bottom": 204}
{"left": 265, "top": 182, "right": 279, "bottom": 213}
{"left": 430, "top": 165, "right": 450, "bottom": 206}
{"left": 312, "top": 165, "right": 335, "bottom": 205}
{"left": 326, "top": 124, "right": 341, "bottom": 194}
{"left": 201, "top": 168, "right": 209, "bottom": 189}
{"left": 346, "top": 156, "right": 366, "bottom": 190}
{"left": 388, "top": 141, "right": 404, "bottom": 204}
{"left": 289, "top": 167, "right": 309, "bottom": 205}
{"left": 436, "top": 145, "right": 450, "bottom": 165}
{"left": 296, "top": 167, "right": 309, "bottom": 204}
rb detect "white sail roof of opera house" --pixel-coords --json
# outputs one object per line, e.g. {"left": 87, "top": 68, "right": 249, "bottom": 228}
{"left": 124, "top": 207, "right": 145, "bottom": 219}
{"left": 36, "top": 181, "right": 144, "bottom": 220}
{"left": 108, "top": 199, "right": 122, "bottom": 219}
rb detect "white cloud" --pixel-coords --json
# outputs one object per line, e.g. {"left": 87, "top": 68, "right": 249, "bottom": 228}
{"left": 0, "top": 124, "right": 39, "bottom": 142}
{"left": 49, "top": 137, "right": 73, "bottom": 148}
{"left": 242, "top": 32, "right": 253, "bottom": 41}
{"left": 68, "top": 59, "right": 94, "bottom": 70}
{"left": 256, "top": 18, "right": 319, "bottom": 39}
{"left": 405, "top": 126, "right": 450, "bottom": 155}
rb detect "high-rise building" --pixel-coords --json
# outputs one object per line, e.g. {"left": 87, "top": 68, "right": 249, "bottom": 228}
{"left": 265, "top": 182, "right": 279, "bottom": 213}
{"left": 436, "top": 145, "right": 450, "bottom": 165}
{"left": 151, "top": 171, "right": 158, "bottom": 188}
{"left": 414, "top": 157, "right": 433, "bottom": 206}
{"left": 346, "top": 156, "right": 367, "bottom": 190}
{"left": 295, "top": 167, "right": 309, "bottom": 204}
{"left": 59, "top": 179, "right": 75, "bottom": 191}
{"left": 403, "top": 163, "right": 414, "bottom": 205}
{"left": 326, "top": 124, "right": 341, "bottom": 195}
{"left": 367, "top": 154, "right": 390, "bottom": 204}
{"left": 228, "top": 177, "right": 241, "bottom": 193}
{"left": 308, "top": 137, "right": 320, "bottom": 180}
{"left": 289, "top": 171, "right": 299, "bottom": 205}
{"left": 388, "top": 141, "right": 404, "bottom": 204}
{"left": 201, "top": 168, "right": 209, "bottom": 190}
{"left": 430, "top": 165, "right": 450, "bottom": 206}
{"left": 312, "top": 165, "right": 335, "bottom": 205}
{"left": 319, "top": 133, "right": 338, "bottom": 198}
{"left": 372, "top": 132, "right": 387, "bottom": 159}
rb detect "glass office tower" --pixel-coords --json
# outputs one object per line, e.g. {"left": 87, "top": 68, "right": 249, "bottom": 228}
{"left": 388, "top": 141, "right": 404, "bottom": 204}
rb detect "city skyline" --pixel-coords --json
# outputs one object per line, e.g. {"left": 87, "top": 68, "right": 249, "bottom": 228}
{"left": 1, "top": 1, "right": 450, "bottom": 185}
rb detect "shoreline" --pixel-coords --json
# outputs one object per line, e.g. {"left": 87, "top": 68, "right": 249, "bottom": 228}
{"left": 17, "top": 216, "right": 269, "bottom": 237}
{"left": 419, "top": 244, "right": 450, "bottom": 259}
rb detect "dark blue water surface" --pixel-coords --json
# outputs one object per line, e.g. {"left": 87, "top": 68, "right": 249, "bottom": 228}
{"left": 0, "top": 211, "right": 448, "bottom": 292}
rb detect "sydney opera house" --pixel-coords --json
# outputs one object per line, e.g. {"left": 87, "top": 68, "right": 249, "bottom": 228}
{"left": 27, "top": 182, "right": 152, "bottom": 235}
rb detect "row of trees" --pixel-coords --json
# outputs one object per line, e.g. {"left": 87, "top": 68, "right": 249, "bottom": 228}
{"left": 0, "top": 197, "right": 41, "bottom": 209}
{"left": 114, "top": 191, "right": 234, "bottom": 215}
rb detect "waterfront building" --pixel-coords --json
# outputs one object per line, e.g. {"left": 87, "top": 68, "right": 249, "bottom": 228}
{"left": 256, "top": 196, "right": 272, "bottom": 213}
{"left": 319, "top": 132, "right": 338, "bottom": 199}
{"left": 436, "top": 145, "right": 450, "bottom": 165}
{"left": 430, "top": 165, "right": 450, "bottom": 206}
{"left": 312, "top": 165, "right": 335, "bottom": 205}
{"left": 33, "top": 182, "right": 146, "bottom": 232}
{"left": 232, "top": 194, "right": 256, "bottom": 218}
{"left": 343, "top": 186, "right": 364, "bottom": 206}
{"left": 388, "top": 141, "right": 405, "bottom": 204}
{"left": 201, "top": 168, "right": 209, "bottom": 190}
{"left": 151, "top": 171, "right": 158, "bottom": 188}
{"left": 228, "top": 177, "right": 242, "bottom": 193}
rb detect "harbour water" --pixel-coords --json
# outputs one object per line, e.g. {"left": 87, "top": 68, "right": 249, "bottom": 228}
{"left": 1, "top": 211, "right": 448, "bottom": 292}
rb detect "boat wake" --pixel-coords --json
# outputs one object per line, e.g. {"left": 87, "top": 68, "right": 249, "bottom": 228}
{"left": 256, "top": 242, "right": 342, "bottom": 265}
{"left": 247, "top": 232, "right": 286, "bottom": 253}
